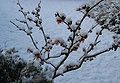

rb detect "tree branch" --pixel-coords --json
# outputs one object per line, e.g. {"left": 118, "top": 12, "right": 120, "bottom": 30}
{"left": 52, "top": 0, "right": 105, "bottom": 79}
{"left": 54, "top": 45, "right": 113, "bottom": 78}
{"left": 10, "top": 21, "right": 39, "bottom": 49}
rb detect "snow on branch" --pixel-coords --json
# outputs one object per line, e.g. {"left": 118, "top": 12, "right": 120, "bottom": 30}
{"left": 9, "top": 0, "right": 120, "bottom": 82}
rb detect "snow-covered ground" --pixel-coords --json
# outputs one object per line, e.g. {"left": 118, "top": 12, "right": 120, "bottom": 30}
{"left": 0, "top": 0, "right": 120, "bottom": 83}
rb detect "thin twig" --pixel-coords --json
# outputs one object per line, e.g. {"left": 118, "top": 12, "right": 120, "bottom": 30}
{"left": 10, "top": 21, "right": 39, "bottom": 49}
{"left": 88, "top": 23, "right": 99, "bottom": 33}
{"left": 54, "top": 46, "right": 113, "bottom": 78}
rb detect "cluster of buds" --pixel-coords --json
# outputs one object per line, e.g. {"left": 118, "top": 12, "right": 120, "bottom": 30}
{"left": 55, "top": 12, "right": 66, "bottom": 24}
{"left": 27, "top": 15, "right": 33, "bottom": 21}
{"left": 65, "top": 63, "right": 79, "bottom": 70}
{"left": 64, "top": 61, "right": 79, "bottom": 70}
{"left": 34, "top": 17, "right": 42, "bottom": 27}
{"left": 75, "top": 30, "right": 88, "bottom": 43}
{"left": 83, "top": 57, "right": 95, "bottom": 62}
{"left": 31, "top": 1, "right": 41, "bottom": 17}
{"left": 43, "top": 44, "right": 53, "bottom": 52}
{"left": 28, "top": 12, "right": 42, "bottom": 28}
{"left": 67, "top": 29, "right": 88, "bottom": 51}
{"left": 16, "top": 0, "right": 43, "bottom": 37}
{"left": 21, "top": 1, "right": 42, "bottom": 28}
{"left": 27, "top": 15, "right": 42, "bottom": 27}
{"left": 48, "top": 38, "right": 67, "bottom": 48}
{"left": 68, "top": 21, "right": 80, "bottom": 32}
{"left": 17, "top": 2, "right": 30, "bottom": 17}
{"left": 95, "top": 28, "right": 102, "bottom": 35}
{"left": 41, "top": 37, "right": 67, "bottom": 54}
{"left": 33, "top": 49, "right": 42, "bottom": 59}
{"left": 55, "top": 12, "right": 82, "bottom": 32}
{"left": 27, "top": 48, "right": 42, "bottom": 60}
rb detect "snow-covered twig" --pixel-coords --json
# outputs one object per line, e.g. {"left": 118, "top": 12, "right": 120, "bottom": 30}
{"left": 10, "top": 0, "right": 120, "bottom": 81}
{"left": 54, "top": 45, "right": 114, "bottom": 78}
{"left": 88, "top": 23, "right": 99, "bottom": 33}
{"left": 53, "top": 0, "right": 105, "bottom": 79}
{"left": 10, "top": 21, "right": 39, "bottom": 50}
{"left": 77, "top": 0, "right": 104, "bottom": 29}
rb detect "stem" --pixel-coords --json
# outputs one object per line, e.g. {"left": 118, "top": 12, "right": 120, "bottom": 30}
{"left": 29, "top": 35, "right": 39, "bottom": 49}
{"left": 54, "top": 46, "right": 113, "bottom": 78}
{"left": 40, "top": 27, "right": 48, "bottom": 45}
{"left": 10, "top": 21, "right": 39, "bottom": 49}
{"left": 77, "top": 0, "right": 104, "bottom": 30}
{"left": 53, "top": 0, "right": 105, "bottom": 79}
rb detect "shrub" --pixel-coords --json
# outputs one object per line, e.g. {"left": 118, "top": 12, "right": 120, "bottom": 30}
{"left": 0, "top": 48, "right": 26, "bottom": 82}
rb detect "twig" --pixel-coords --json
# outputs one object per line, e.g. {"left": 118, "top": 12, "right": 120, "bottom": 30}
{"left": 95, "top": 28, "right": 104, "bottom": 42}
{"left": 52, "top": 0, "right": 105, "bottom": 79}
{"left": 10, "top": 21, "right": 39, "bottom": 49}
{"left": 54, "top": 46, "right": 113, "bottom": 78}
{"left": 77, "top": 0, "right": 104, "bottom": 30}
{"left": 88, "top": 23, "right": 99, "bottom": 33}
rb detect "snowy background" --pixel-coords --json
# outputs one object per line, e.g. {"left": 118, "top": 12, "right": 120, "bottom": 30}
{"left": 0, "top": 0, "right": 120, "bottom": 83}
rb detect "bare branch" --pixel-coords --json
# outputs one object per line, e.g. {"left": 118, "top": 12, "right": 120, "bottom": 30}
{"left": 88, "top": 46, "right": 113, "bottom": 58}
{"left": 88, "top": 23, "right": 99, "bottom": 33}
{"left": 45, "top": 53, "right": 62, "bottom": 60}
{"left": 10, "top": 21, "right": 39, "bottom": 49}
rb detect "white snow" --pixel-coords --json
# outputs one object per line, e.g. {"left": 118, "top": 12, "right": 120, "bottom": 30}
{"left": 70, "top": 24, "right": 77, "bottom": 31}
{"left": 59, "top": 12, "right": 66, "bottom": 18}
{"left": 26, "top": 29, "right": 32, "bottom": 35}
{"left": 80, "top": 29, "right": 88, "bottom": 38}
{"left": 76, "top": 19, "right": 81, "bottom": 25}
{"left": 0, "top": 0, "right": 120, "bottom": 83}
{"left": 33, "top": 49, "right": 40, "bottom": 55}
{"left": 65, "top": 17, "right": 72, "bottom": 25}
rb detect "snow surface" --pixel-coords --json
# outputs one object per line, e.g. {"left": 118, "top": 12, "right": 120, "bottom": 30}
{"left": 0, "top": 0, "right": 120, "bottom": 83}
